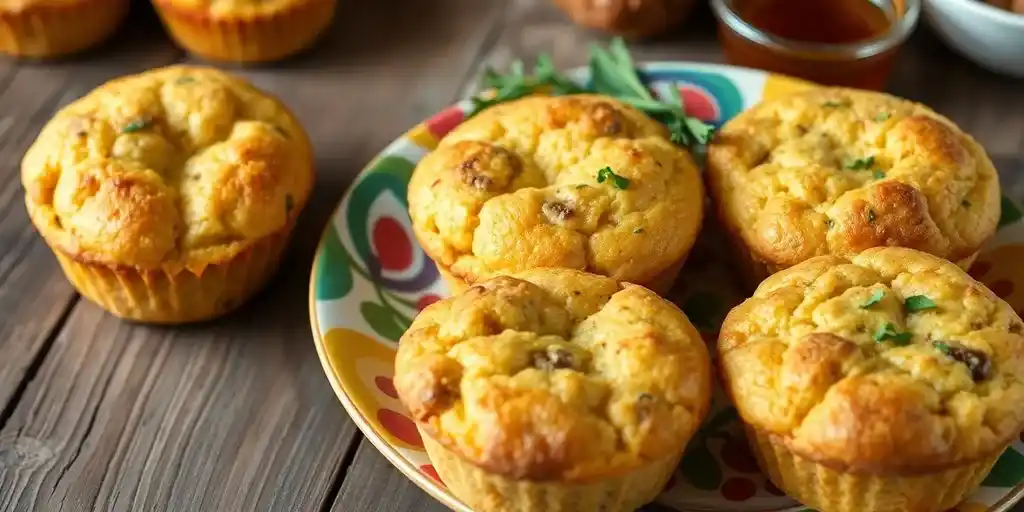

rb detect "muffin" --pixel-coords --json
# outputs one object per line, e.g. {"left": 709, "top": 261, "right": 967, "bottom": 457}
{"left": 718, "top": 247, "right": 1024, "bottom": 512}
{"left": 0, "top": 0, "right": 128, "bottom": 58}
{"left": 152, "top": 0, "right": 336, "bottom": 63}
{"left": 395, "top": 268, "right": 712, "bottom": 512}
{"left": 408, "top": 94, "right": 705, "bottom": 295}
{"left": 707, "top": 88, "right": 1000, "bottom": 286}
{"left": 21, "top": 65, "right": 314, "bottom": 323}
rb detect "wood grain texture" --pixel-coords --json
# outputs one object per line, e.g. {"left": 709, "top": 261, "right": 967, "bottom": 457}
{"left": 0, "top": 7, "right": 182, "bottom": 429}
{"left": 0, "top": 1, "right": 508, "bottom": 511}
{"left": 333, "top": 442, "right": 449, "bottom": 512}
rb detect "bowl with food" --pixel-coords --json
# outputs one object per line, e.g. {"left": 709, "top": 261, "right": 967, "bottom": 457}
{"left": 924, "top": 0, "right": 1024, "bottom": 77}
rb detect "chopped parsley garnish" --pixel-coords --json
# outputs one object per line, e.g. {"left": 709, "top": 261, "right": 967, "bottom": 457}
{"left": 867, "top": 209, "right": 877, "bottom": 223}
{"left": 874, "top": 112, "right": 891, "bottom": 122}
{"left": 874, "top": 322, "right": 912, "bottom": 345}
{"left": 823, "top": 100, "right": 850, "bottom": 108}
{"left": 873, "top": 169, "right": 886, "bottom": 179}
{"left": 175, "top": 76, "right": 196, "bottom": 84}
{"left": 597, "top": 166, "right": 630, "bottom": 189}
{"left": 122, "top": 118, "right": 151, "bottom": 134}
{"left": 933, "top": 341, "right": 951, "bottom": 355}
{"left": 469, "top": 38, "right": 714, "bottom": 148}
{"left": 860, "top": 289, "right": 885, "bottom": 309}
{"left": 904, "top": 295, "right": 937, "bottom": 312}
{"left": 845, "top": 156, "right": 875, "bottom": 170}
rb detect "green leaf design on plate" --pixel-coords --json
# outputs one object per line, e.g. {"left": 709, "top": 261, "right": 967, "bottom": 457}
{"left": 347, "top": 156, "right": 417, "bottom": 269}
{"left": 999, "top": 194, "right": 1023, "bottom": 229}
{"left": 360, "top": 301, "right": 407, "bottom": 342}
{"left": 981, "top": 447, "right": 1024, "bottom": 487}
{"left": 316, "top": 224, "right": 354, "bottom": 300}
{"left": 679, "top": 439, "right": 723, "bottom": 490}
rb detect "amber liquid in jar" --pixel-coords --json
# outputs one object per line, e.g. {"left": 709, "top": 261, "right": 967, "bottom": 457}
{"left": 718, "top": 0, "right": 902, "bottom": 89}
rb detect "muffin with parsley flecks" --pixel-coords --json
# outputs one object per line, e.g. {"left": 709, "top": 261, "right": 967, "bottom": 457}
{"left": 152, "top": 0, "right": 336, "bottom": 63}
{"left": 718, "top": 247, "right": 1024, "bottom": 512}
{"left": 0, "top": 0, "right": 128, "bottom": 58}
{"left": 407, "top": 94, "right": 704, "bottom": 295}
{"left": 21, "top": 66, "right": 313, "bottom": 323}
{"left": 707, "top": 87, "right": 1000, "bottom": 286}
{"left": 395, "top": 267, "right": 712, "bottom": 512}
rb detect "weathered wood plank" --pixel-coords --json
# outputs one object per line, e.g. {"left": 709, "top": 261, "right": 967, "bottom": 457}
{"left": 333, "top": 442, "right": 449, "bottom": 512}
{"left": 0, "top": 1, "right": 508, "bottom": 510}
{"left": 0, "top": 6, "right": 183, "bottom": 429}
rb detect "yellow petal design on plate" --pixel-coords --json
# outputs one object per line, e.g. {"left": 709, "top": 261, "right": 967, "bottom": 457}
{"left": 761, "top": 74, "right": 817, "bottom": 101}
{"left": 406, "top": 123, "right": 439, "bottom": 150}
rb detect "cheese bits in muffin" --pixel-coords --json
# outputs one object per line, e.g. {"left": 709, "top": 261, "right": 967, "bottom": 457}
{"left": 707, "top": 88, "right": 1000, "bottom": 285}
{"left": 395, "top": 268, "right": 712, "bottom": 512}
{"left": 408, "top": 94, "right": 704, "bottom": 295}
{"left": 21, "top": 66, "right": 314, "bottom": 323}
{"left": 718, "top": 247, "right": 1024, "bottom": 512}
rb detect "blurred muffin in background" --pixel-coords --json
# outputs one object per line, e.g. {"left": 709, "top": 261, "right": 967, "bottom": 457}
{"left": 21, "top": 66, "right": 314, "bottom": 323}
{"left": 152, "top": 0, "right": 336, "bottom": 63}
{"left": 0, "top": 0, "right": 128, "bottom": 58}
{"left": 552, "top": 0, "right": 697, "bottom": 38}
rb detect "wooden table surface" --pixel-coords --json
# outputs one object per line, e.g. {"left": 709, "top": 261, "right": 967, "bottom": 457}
{"left": 0, "top": 1, "right": 1022, "bottom": 511}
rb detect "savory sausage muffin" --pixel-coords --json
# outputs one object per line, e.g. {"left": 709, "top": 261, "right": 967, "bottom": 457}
{"left": 718, "top": 247, "right": 1024, "bottom": 512}
{"left": 395, "top": 268, "right": 712, "bottom": 512}
{"left": 707, "top": 88, "right": 1000, "bottom": 285}
{"left": 0, "top": 0, "right": 128, "bottom": 58}
{"left": 408, "top": 94, "right": 705, "bottom": 295}
{"left": 153, "top": 0, "right": 336, "bottom": 63}
{"left": 22, "top": 66, "right": 314, "bottom": 323}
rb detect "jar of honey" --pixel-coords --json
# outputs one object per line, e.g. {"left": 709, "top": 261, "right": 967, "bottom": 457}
{"left": 711, "top": 0, "right": 921, "bottom": 89}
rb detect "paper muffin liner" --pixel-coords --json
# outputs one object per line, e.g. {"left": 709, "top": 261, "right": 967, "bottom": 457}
{"left": 49, "top": 228, "right": 294, "bottom": 324}
{"left": 434, "top": 254, "right": 688, "bottom": 298}
{"left": 152, "top": 0, "right": 336, "bottom": 63}
{"left": 746, "top": 426, "right": 1002, "bottom": 512}
{"left": 0, "top": 0, "right": 128, "bottom": 58}
{"left": 420, "top": 428, "right": 681, "bottom": 512}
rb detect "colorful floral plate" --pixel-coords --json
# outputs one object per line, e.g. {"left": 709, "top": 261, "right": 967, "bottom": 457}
{"left": 309, "top": 62, "right": 1024, "bottom": 512}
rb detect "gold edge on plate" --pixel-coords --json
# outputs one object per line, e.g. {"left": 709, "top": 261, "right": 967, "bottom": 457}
{"left": 306, "top": 65, "right": 1024, "bottom": 512}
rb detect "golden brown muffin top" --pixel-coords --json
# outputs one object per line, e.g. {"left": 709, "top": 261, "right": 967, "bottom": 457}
{"left": 707, "top": 88, "right": 1000, "bottom": 270}
{"left": 719, "top": 247, "right": 1024, "bottom": 474}
{"left": 395, "top": 268, "right": 712, "bottom": 480}
{"left": 407, "top": 94, "right": 704, "bottom": 287}
{"left": 22, "top": 65, "right": 313, "bottom": 270}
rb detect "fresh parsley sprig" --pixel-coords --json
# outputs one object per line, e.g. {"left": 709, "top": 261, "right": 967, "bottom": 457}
{"left": 468, "top": 38, "right": 715, "bottom": 149}
{"left": 469, "top": 56, "right": 586, "bottom": 117}
{"left": 588, "top": 38, "right": 714, "bottom": 146}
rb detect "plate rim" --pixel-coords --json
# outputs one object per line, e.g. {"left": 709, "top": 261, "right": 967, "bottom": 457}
{"left": 308, "top": 59, "right": 1024, "bottom": 512}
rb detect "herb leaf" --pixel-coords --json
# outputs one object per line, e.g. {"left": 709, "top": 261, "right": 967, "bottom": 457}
{"left": 597, "top": 166, "right": 630, "bottom": 189}
{"left": 845, "top": 156, "right": 875, "bottom": 170}
{"left": 874, "top": 112, "right": 891, "bottom": 121}
{"left": 861, "top": 289, "right": 885, "bottom": 309}
{"left": 122, "top": 118, "right": 151, "bottom": 134}
{"left": 469, "top": 57, "right": 586, "bottom": 117}
{"left": 933, "top": 341, "right": 951, "bottom": 355}
{"left": 873, "top": 169, "right": 886, "bottom": 179}
{"left": 904, "top": 295, "right": 937, "bottom": 312}
{"left": 874, "top": 322, "right": 912, "bottom": 345}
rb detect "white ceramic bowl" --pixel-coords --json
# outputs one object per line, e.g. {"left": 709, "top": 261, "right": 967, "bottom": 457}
{"left": 924, "top": 0, "right": 1024, "bottom": 77}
